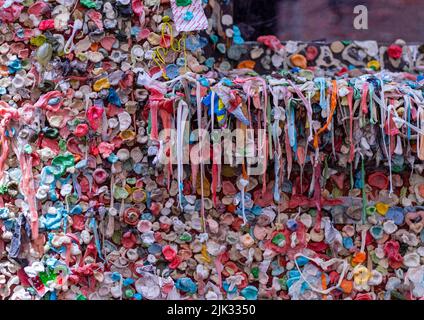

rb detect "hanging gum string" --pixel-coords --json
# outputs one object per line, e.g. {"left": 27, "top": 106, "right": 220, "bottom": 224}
{"left": 267, "top": 95, "right": 273, "bottom": 160}
{"left": 195, "top": 81, "right": 206, "bottom": 233}
{"left": 210, "top": 91, "right": 218, "bottom": 207}
{"left": 369, "top": 84, "right": 377, "bottom": 124}
{"left": 418, "top": 107, "right": 424, "bottom": 160}
{"left": 405, "top": 94, "right": 412, "bottom": 140}
{"left": 287, "top": 80, "right": 314, "bottom": 142}
{"left": 313, "top": 80, "right": 338, "bottom": 150}
{"left": 322, "top": 273, "right": 327, "bottom": 300}
{"left": 233, "top": 76, "right": 268, "bottom": 194}
{"left": 388, "top": 99, "right": 394, "bottom": 194}
{"left": 361, "top": 82, "right": 369, "bottom": 115}
{"left": 0, "top": 92, "right": 63, "bottom": 240}
{"left": 152, "top": 22, "right": 187, "bottom": 76}
{"left": 361, "top": 156, "right": 367, "bottom": 224}
{"left": 347, "top": 87, "right": 355, "bottom": 163}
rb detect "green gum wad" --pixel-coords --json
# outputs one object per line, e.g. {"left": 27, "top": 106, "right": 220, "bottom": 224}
{"left": 42, "top": 127, "right": 59, "bottom": 139}
{"left": 272, "top": 233, "right": 285, "bottom": 247}
{"left": 51, "top": 153, "right": 75, "bottom": 177}
{"left": 366, "top": 206, "right": 376, "bottom": 216}
{"left": 279, "top": 276, "right": 288, "bottom": 290}
{"left": 176, "top": 0, "right": 192, "bottom": 6}
{"left": 80, "top": 0, "right": 97, "bottom": 8}
{"left": 24, "top": 144, "right": 32, "bottom": 154}
{"left": 22, "top": 0, "right": 34, "bottom": 6}
{"left": 114, "top": 186, "right": 129, "bottom": 200}
{"left": 126, "top": 177, "right": 137, "bottom": 185}
{"left": 376, "top": 265, "right": 388, "bottom": 276}
{"left": 179, "top": 232, "right": 192, "bottom": 242}
{"left": 391, "top": 291, "right": 405, "bottom": 300}
{"left": 30, "top": 35, "right": 46, "bottom": 47}
{"left": 59, "top": 139, "right": 67, "bottom": 151}
{"left": 251, "top": 267, "right": 259, "bottom": 279}
{"left": 39, "top": 271, "right": 57, "bottom": 285}
{"left": 370, "top": 251, "right": 380, "bottom": 265}
{"left": 125, "top": 289, "right": 134, "bottom": 298}
{"left": 400, "top": 186, "right": 407, "bottom": 198}
{"left": 112, "top": 230, "right": 122, "bottom": 244}
{"left": 67, "top": 194, "right": 79, "bottom": 204}
{"left": 0, "top": 185, "right": 8, "bottom": 194}
{"left": 76, "top": 53, "right": 87, "bottom": 61}
{"left": 332, "top": 187, "right": 342, "bottom": 198}
{"left": 392, "top": 164, "right": 405, "bottom": 173}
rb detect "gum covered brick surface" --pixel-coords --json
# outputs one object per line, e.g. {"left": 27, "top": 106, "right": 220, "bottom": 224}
{"left": 0, "top": 0, "right": 423, "bottom": 300}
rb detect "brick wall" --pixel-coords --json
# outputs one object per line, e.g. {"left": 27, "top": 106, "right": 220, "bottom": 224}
{"left": 275, "top": 0, "right": 424, "bottom": 42}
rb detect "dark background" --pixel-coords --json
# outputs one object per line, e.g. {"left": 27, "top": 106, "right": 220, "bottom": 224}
{"left": 234, "top": 0, "right": 424, "bottom": 42}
